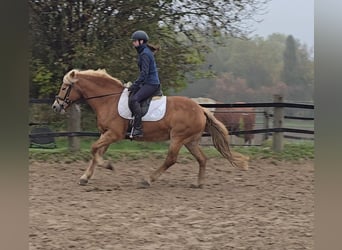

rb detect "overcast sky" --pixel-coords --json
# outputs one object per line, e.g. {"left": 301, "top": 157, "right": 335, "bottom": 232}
{"left": 251, "top": 0, "right": 314, "bottom": 48}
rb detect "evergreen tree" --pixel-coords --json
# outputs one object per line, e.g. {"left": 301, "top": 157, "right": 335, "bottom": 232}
{"left": 281, "top": 35, "right": 298, "bottom": 85}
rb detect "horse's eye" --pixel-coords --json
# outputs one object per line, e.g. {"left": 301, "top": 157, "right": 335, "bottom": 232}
{"left": 62, "top": 87, "right": 66, "bottom": 90}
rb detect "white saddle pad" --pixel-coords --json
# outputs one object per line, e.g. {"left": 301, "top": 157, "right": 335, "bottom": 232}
{"left": 118, "top": 88, "right": 167, "bottom": 121}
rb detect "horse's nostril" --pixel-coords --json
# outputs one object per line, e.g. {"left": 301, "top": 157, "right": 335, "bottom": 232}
{"left": 52, "top": 104, "right": 58, "bottom": 112}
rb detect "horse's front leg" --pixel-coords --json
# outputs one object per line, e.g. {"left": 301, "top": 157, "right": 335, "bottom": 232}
{"left": 95, "top": 144, "right": 114, "bottom": 170}
{"left": 79, "top": 132, "right": 118, "bottom": 185}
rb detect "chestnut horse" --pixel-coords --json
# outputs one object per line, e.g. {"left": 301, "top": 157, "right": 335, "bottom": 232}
{"left": 52, "top": 69, "right": 249, "bottom": 188}
{"left": 192, "top": 98, "right": 256, "bottom": 145}
{"left": 214, "top": 102, "right": 256, "bottom": 145}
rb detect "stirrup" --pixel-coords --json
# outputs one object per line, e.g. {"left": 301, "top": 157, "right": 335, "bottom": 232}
{"left": 129, "top": 120, "right": 143, "bottom": 138}
{"left": 130, "top": 128, "right": 143, "bottom": 139}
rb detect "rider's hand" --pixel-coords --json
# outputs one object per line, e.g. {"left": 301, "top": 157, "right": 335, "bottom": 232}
{"left": 128, "top": 84, "right": 138, "bottom": 92}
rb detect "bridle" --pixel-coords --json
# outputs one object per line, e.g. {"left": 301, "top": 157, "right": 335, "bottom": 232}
{"left": 55, "top": 82, "right": 75, "bottom": 107}
{"left": 54, "top": 81, "right": 124, "bottom": 110}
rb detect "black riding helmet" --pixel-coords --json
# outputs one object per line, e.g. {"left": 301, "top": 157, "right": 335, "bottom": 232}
{"left": 131, "top": 30, "right": 149, "bottom": 42}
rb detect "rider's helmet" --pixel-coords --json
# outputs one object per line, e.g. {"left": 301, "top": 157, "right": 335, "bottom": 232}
{"left": 131, "top": 30, "right": 149, "bottom": 42}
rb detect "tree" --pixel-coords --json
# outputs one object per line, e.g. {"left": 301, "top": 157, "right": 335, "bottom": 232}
{"left": 177, "top": 33, "right": 314, "bottom": 103}
{"left": 281, "top": 35, "right": 298, "bottom": 85}
{"left": 29, "top": 0, "right": 270, "bottom": 98}
{"left": 197, "top": 33, "right": 287, "bottom": 90}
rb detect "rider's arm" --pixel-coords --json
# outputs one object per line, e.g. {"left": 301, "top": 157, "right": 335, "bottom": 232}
{"left": 134, "top": 53, "right": 150, "bottom": 86}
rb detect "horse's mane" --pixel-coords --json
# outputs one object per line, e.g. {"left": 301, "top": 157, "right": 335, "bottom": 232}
{"left": 65, "top": 69, "right": 123, "bottom": 86}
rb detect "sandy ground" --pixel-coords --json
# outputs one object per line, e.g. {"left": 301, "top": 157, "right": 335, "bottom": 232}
{"left": 29, "top": 156, "right": 314, "bottom": 250}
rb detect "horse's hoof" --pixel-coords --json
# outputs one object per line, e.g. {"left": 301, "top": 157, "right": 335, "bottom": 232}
{"left": 190, "top": 184, "right": 204, "bottom": 189}
{"left": 79, "top": 178, "right": 88, "bottom": 186}
{"left": 137, "top": 179, "right": 151, "bottom": 189}
{"left": 105, "top": 162, "right": 114, "bottom": 171}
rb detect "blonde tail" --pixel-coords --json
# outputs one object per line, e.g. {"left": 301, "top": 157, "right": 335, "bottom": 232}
{"left": 203, "top": 108, "right": 249, "bottom": 170}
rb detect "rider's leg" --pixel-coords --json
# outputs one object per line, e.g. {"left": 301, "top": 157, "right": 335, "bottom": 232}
{"left": 128, "top": 84, "right": 160, "bottom": 138}
{"left": 130, "top": 100, "right": 143, "bottom": 137}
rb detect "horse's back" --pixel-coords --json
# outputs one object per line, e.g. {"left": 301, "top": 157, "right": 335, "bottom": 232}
{"left": 168, "top": 95, "right": 206, "bottom": 111}
{"left": 165, "top": 96, "right": 207, "bottom": 130}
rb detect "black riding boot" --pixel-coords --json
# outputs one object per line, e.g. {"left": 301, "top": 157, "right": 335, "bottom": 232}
{"left": 132, "top": 115, "right": 143, "bottom": 137}
{"left": 130, "top": 101, "right": 143, "bottom": 138}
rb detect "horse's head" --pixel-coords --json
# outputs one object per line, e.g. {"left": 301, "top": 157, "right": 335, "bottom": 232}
{"left": 52, "top": 70, "right": 81, "bottom": 113}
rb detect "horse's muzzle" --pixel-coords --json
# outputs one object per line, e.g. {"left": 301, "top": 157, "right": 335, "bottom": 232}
{"left": 52, "top": 100, "right": 66, "bottom": 114}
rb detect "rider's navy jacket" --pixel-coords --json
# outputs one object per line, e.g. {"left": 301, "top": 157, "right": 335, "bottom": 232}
{"left": 134, "top": 43, "right": 160, "bottom": 86}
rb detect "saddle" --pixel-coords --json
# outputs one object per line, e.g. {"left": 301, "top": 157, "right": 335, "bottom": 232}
{"left": 128, "top": 87, "right": 163, "bottom": 117}
{"left": 117, "top": 88, "right": 166, "bottom": 121}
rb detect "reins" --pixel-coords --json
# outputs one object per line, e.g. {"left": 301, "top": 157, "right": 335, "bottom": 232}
{"left": 55, "top": 80, "right": 126, "bottom": 107}
{"left": 81, "top": 91, "right": 124, "bottom": 101}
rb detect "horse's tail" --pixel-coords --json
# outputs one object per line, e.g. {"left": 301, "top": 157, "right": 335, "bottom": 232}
{"left": 203, "top": 108, "right": 249, "bottom": 170}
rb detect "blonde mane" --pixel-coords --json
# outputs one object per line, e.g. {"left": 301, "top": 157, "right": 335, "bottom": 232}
{"left": 65, "top": 69, "right": 123, "bottom": 86}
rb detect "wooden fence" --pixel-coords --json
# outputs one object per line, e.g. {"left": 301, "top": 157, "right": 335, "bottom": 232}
{"left": 29, "top": 95, "right": 314, "bottom": 152}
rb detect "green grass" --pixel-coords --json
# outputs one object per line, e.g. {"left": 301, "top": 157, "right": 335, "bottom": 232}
{"left": 29, "top": 137, "right": 314, "bottom": 163}
{"left": 283, "top": 119, "right": 314, "bottom": 129}
{"left": 29, "top": 138, "right": 170, "bottom": 162}
{"left": 235, "top": 140, "right": 314, "bottom": 161}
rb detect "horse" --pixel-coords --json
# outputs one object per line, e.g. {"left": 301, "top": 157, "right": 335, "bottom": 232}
{"left": 52, "top": 69, "right": 249, "bottom": 188}
{"left": 192, "top": 98, "right": 256, "bottom": 145}
{"left": 214, "top": 102, "right": 256, "bottom": 145}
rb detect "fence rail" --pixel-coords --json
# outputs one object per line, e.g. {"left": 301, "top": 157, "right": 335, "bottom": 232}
{"left": 200, "top": 102, "right": 314, "bottom": 109}
{"left": 29, "top": 98, "right": 314, "bottom": 110}
{"left": 29, "top": 95, "right": 314, "bottom": 151}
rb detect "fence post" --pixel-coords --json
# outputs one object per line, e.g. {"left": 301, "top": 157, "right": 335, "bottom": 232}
{"left": 67, "top": 104, "right": 81, "bottom": 151}
{"left": 263, "top": 108, "right": 269, "bottom": 141}
{"left": 272, "top": 95, "right": 284, "bottom": 152}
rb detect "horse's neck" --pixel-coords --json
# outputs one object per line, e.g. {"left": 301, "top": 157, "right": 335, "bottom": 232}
{"left": 81, "top": 82, "right": 123, "bottom": 115}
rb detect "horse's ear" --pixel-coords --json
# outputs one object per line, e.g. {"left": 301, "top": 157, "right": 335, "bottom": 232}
{"left": 70, "top": 70, "right": 76, "bottom": 78}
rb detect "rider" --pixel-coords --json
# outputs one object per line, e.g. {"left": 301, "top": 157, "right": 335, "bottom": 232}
{"left": 128, "top": 30, "right": 161, "bottom": 138}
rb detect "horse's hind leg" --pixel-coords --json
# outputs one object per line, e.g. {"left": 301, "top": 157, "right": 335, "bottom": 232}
{"left": 142, "top": 139, "right": 183, "bottom": 187}
{"left": 185, "top": 140, "right": 207, "bottom": 188}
